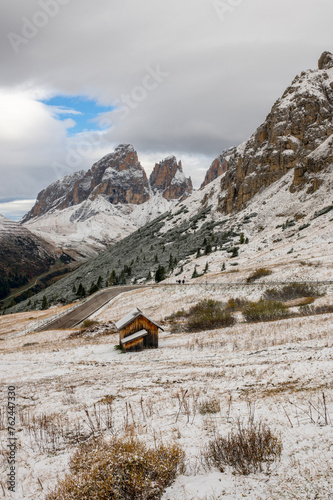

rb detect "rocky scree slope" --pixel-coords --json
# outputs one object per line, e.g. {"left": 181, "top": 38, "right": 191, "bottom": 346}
{"left": 23, "top": 145, "right": 192, "bottom": 257}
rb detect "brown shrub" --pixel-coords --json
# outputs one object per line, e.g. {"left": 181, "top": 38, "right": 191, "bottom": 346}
{"left": 205, "top": 420, "right": 282, "bottom": 475}
{"left": 264, "top": 283, "right": 324, "bottom": 301}
{"left": 187, "top": 300, "right": 235, "bottom": 332}
{"left": 243, "top": 300, "right": 289, "bottom": 322}
{"left": 246, "top": 268, "right": 272, "bottom": 283}
{"left": 199, "top": 398, "right": 221, "bottom": 415}
{"left": 46, "top": 437, "right": 185, "bottom": 500}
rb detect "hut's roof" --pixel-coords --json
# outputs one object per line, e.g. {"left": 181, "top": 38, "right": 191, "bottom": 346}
{"left": 115, "top": 308, "right": 142, "bottom": 330}
{"left": 115, "top": 308, "right": 164, "bottom": 331}
{"left": 121, "top": 329, "right": 148, "bottom": 345}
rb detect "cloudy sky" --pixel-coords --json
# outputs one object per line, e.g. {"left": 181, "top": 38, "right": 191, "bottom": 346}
{"left": 0, "top": 0, "right": 332, "bottom": 219}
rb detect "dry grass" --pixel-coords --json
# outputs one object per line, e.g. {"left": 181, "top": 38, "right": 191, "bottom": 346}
{"left": 0, "top": 303, "right": 74, "bottom": 337}
{"left": 0, "top": 297, "right": 333, "bottom": 498}
{"left": 246, "top": 268, "right": 273, "bottom": 283}
{"left": 199, "top": 397, "right": 221, "bottom": 415}
{"left": 264, "top": 283, "right": 324, "bottom": 301}
{"left": 46, "top": 437, "right": 185, "bottom": 500}
{"left": 204, "top": 420, "right": 282, "bottom": 475}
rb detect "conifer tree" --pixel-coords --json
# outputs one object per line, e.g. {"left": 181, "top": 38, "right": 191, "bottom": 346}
{"left": 155, "top": 265, "right": 166, "bottom": 283}
{"left": 77, "top": 283, "right": 86, "bottom": 298}
{"left": 191, "top": 266, "right": 199, "bottom": 278}
{"left": 89, "top": 283, "right": 99, "bottom": 295}
{"left": 41, "top": 295, "right": 49, "bottom": 310}
{"left": 109, "top": 270, "right": 118, "bottom": 286}
{"left": 205, "top": 243, "right": 212, "bottom": 255}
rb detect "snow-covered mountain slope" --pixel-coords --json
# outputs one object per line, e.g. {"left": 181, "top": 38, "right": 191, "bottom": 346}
{"left": 23, "top": 145, "right": 193, "bottom": 258}
{"left": 160, "top": 161, "right": 333, "bottom": 284}
{"left": 24, "top": 193, "right": 179, "bottom": 259}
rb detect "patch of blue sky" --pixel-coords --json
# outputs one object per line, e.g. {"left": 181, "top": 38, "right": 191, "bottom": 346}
{"left": 42, "top": 95, "right": 114, "bottom": 136}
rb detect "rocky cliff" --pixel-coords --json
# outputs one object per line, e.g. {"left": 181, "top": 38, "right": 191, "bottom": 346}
{"left": 200, "top": 147, "right": 235, "bottom": 188}
{"left": 23, "top": 145, "right": 150, "bottom": 222}
{"left": 150, "top": 156, "right": 193, "bottom": 199}
{"left": 23, "top": 146, "right": 193, "bottom": 257}
{"left": 215, "top": 52, "right": 333, "bottom": 213}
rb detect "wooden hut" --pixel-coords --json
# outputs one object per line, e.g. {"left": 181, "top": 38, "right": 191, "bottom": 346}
{"left": 115, "top": 308, "right": 164, "bottom": 352}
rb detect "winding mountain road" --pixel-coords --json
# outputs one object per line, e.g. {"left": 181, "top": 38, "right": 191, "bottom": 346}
{"left": 38, "top": 285, "right": 144, "bottom": 331}
{"left": 36, "top": 280, "right": 333, "bottom": 332}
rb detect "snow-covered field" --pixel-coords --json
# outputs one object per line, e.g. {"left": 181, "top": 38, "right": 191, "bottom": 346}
{"left": 0, "top": 285, "right": 333, "bottom": 499}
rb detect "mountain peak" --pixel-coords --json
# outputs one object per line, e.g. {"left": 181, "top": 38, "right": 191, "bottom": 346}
{"left": 149, "top": 156, "right": 193, "bottom": 200}
{"left": 201, "top": 147, "right": 235, "bottom": 188}
{"left": 115, "top": 143, "right": 134, "bottom": 152}
{"left": 318, "top": 51, "right": 333, "bottom": 70}
{"left": 211, "top": 53, "right": 333, "bottom": 213}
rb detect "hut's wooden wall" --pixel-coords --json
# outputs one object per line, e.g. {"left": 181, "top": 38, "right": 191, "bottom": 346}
{"left": 122, "top": 337, "right": 144, "bottom": 353}
{"left": 120, "top": 316, "right": 158, "bottom": 349}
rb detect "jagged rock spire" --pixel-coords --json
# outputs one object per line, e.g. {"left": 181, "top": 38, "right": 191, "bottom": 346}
{"left": 149, "top": 156, "right": 193, "bottom": 200}
{"left": 318, "top": 51, "right": 333, "bottom": 70}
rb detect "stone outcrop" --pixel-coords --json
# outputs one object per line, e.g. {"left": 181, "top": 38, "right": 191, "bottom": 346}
{"left": 149, "top": 156, "right": 193, "bottom": 200}
{"left": 292, "top": 134, "right": 333, "bottom": 193}
{"left": 200, "top": 147, "right": 235, "bottom": 188}
{"left": 88, "top": 145, "right": 150, "bottom": 205}
{"left": 318, "top": 51, "right": 333, "bottom": 70}
{"left": 215, "top": 51, "right": 333, "bottom": 214}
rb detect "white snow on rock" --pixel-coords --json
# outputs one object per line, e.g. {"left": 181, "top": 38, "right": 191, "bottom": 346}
{"left": 308, "top": 134, "right": 333, "bottom": 161}
{"left": 24, "top": 193, "right": 179, "bottom": 258}
{"left": 171, "top": 167, "right": 186, "bottom": 185}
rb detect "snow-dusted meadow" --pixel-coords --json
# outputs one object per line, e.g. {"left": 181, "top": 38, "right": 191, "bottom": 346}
{"left": 0, "top": 285, "right": 333, "bottom": 499}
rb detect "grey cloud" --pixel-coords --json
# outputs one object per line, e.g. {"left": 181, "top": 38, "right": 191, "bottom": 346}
{"left": 1, "top": 0, "right": 333, "bottom": 201}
